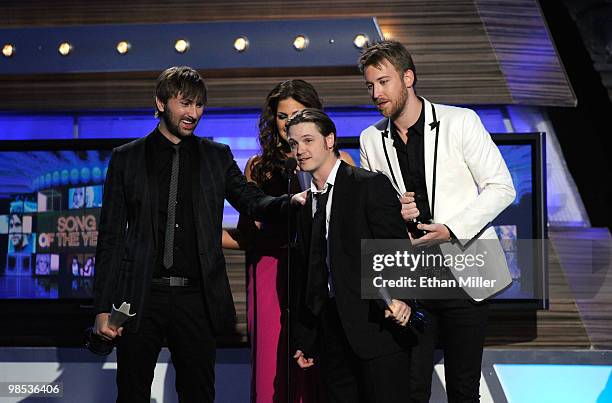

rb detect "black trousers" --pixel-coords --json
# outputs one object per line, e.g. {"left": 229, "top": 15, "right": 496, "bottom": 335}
{"left": 116, "top": 284, "right": 216, "bottom": 403}
{"left": 408, "top": 298, "right": 489, "bottom": 403}
{"left": 317, "top": 299, "right": 411, "bottom": 403}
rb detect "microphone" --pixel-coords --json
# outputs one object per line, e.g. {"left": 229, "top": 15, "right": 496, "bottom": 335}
{"left": 284, "top": 156, "right": 298, "bottom": 395}
{"left": 285, "top": 157, "right": 297, "bottom": 175}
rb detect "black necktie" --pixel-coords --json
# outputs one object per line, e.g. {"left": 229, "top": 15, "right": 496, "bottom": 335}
{"left": 306, "top": 184, "right": 332, "bottom": 316}
{"left": 163, "top": 144, "right": 180, "bottom": 269}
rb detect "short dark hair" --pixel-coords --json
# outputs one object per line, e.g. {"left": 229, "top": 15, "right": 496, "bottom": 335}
{"left": 285, "top": 108, "right": 339, "bottom": 157}
{"left": 358, "top": 40, "right": 417, "bottom": 86}
{"left": 154, "top": 66, "right": 207, "bottom": 118}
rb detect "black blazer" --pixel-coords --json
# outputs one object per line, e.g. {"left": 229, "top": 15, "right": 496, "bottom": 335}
{"left": 94, "top": 131, "right": 286, "bottom": 335}
{"left": 292, "top": 161, "right": 412, "bottom": 360}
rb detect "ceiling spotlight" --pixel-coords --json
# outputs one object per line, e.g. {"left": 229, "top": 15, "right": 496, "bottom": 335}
{"left": 2, "top": 44, "right": 15, "bottom": 58}
{"left": 58, "top": 42, "right": 73, "bottom": 56}
{"left": 293, "top": 35, "right": 309, "bottom": 51}
{"left": 116, "top": 40, "right": 131, "bottom": 55}
{"left": 233, "top": 36, "right": 249, "bottom": 52}
{"left": 353, "top": 34, "right": 369, "bottom": 49}
{"left": 174, "top": 39, "right": 190, "bottom": 53}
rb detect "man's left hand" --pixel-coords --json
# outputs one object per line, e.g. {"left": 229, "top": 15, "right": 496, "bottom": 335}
{"left": 291, "top": 190, "right": 309, "bottom": 206}
{"left": 399, "top": 192, "right": 420, "bottom": 222}
{"left": 384, "top": 299, "right": 411, "bottom": 327}
{"left": 411, "top": 223, "right": 451, "bottom": 248}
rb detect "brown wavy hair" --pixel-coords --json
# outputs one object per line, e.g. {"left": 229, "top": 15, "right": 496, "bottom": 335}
{"left": 154, "top": 66, "right": 207, "bottom": 118}
{"left": 358, "top": 40, "right": 417, "bottom": 86}
{"left": 250, "top": 79, "right": 322, "bottom": 185}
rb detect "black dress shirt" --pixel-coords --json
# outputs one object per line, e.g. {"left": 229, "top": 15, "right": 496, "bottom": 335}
{"left": 390, "top": 101, "right": 432, "bottom": 222}
{"left": 151, "top": 129, "right": 199, "bottom": 280}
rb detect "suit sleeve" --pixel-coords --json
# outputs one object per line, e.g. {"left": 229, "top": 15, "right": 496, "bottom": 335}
{"left": 366, "top": 174, "right": 411, "bottom": 308}
{"left": 222, "top": 145, "right": 289, "bottom": 222}
{"left": 366, "top": 174, "right": 408, "bottom": 239}
{"left": 94, "top": 149, "right": 128, "bottom": 313}
{"left": 291, "top": 304, "right": 319, "bottom": 358}
{"left": 444, "top": 110, "right": 516, "bottom": 242}
{"left": 290, "top": 208, "right": 319, "bottom": 358}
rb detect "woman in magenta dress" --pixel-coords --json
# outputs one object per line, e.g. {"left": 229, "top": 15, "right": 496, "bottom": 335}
{"left": 223, "top": 79, "right": 354, "bottom": 402}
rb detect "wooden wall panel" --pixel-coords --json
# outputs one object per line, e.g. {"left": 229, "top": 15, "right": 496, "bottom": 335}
{"left": 477, "top": 0, "right": 577, "bottom": 106}
{"left": 0, "top": 0, "right": 575, "bottom": 110}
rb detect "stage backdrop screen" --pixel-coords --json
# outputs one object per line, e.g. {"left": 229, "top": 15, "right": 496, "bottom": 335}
{"left": 0, "top": 140, "right": 128, "bottom": 299}
{"left": 0, "top": 135, "right": 546, "bottom": 306}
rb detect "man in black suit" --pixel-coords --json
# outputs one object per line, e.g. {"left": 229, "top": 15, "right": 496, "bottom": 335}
{"left": 287, "top": 108, "right": 413, "bottom": 403}
{"left": 92, "top": 66, "right": 288, "bottom": 402}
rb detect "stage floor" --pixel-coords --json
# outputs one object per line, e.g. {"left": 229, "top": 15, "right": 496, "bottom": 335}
{"left": 0, "top": 347, "right": 610, "bottom": 402}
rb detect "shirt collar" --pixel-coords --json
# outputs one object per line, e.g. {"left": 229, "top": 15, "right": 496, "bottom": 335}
{"left": 153, "top": 126, "right": 196, "bottom": 150}
{"left": 390, "top": 100, "right": 425, "bottom": 139}
{"left": 310, "top": 159, "right": 341, "bottom": 195}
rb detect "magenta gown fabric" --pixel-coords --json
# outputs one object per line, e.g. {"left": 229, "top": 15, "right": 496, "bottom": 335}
{"left": 242, "top": 169, "right": 324, "bottom": 403}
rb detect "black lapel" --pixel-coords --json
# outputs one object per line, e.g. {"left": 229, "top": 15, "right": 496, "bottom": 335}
{"left": 328, "top": 162, "right": 350, "bottom": 256}
{"left": 378, "top": 118, "right": 402, "bottom": 192}
{"left": 374, "top": 116, "right": 389, "bottom": 133}
{"left": 194, "top": 138, "right": 215, "bottom": 258}
{"left": 144, "top": 131, "right": 159, "bottom": 246}
{"left": 190, "top": 137, "right": 202, "bottom": 236}
{"left": 429, "top": 102, "right": 440, "bottom": 220}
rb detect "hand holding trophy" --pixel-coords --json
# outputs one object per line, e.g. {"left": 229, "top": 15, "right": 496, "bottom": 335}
{"left": 85, "top": 302, "right": 136, "bottom": 356}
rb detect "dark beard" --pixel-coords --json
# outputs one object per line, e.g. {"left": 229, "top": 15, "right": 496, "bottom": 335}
{"left": 161, "top": 112, "right": 190, "bottom": 139}
{"left": 389, "top": 86, "right": 409, "bottom": 121}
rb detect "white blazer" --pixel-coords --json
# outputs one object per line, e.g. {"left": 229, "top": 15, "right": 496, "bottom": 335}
{"left": 360, "top": 98, "right": 516, "bottom": 299}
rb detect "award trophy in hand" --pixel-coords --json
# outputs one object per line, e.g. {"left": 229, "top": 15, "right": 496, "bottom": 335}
{"left": 85, "top": 302, "right": 136, "bottom": 356}
{"left": 379, "top": 287, "right": 426, "bottom": 333}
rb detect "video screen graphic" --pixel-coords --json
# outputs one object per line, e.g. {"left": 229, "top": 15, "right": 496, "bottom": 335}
{"left": 0, "top": 144, "right": 115, "bottom": 299}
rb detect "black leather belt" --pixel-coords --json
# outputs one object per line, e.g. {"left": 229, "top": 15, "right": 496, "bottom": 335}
{"left": 151, "top": 276, "right": 194, "bottom": 287}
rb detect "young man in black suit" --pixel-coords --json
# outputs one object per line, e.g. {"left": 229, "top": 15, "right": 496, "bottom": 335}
{"left": 287, "top": 108, "right": 414, "bottom": 403}
{"left": 92, "top": 66, "right": 288, "bottom": 402}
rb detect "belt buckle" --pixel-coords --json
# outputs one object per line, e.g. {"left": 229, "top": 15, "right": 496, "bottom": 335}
{"left": 169, "top": 277, "right": 185, "bottom": 287}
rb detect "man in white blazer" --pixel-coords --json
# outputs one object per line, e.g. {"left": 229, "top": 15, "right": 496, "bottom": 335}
{"left": 358, "top": 41, "right": 516, "bottom": 403}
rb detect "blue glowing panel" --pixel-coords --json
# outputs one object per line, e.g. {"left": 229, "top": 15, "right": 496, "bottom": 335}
{"left": 474, "top": 107, "right": 510, "bottom": 133}
{"left": 328, "top": 107, "right": 381, "bottom": 137}
{"left": 493, "top": 143, "right": 534, "bottom": 241}
{"left": 494, "top": 364, "right": 612, "bottom": 403}
{"left": 506, "top": 105, "right": 540, "bottom": 133}
{"left": 0, "top": 115, "right": 74, "bottom": 140}
{"left": 497, "top": 144, "right": 533, "bottom": 208}
{"left": 211, "top": 132, "right": 258, "bottom": 179}
{"left": 492, "top": 143, "right": 536, "bottom": 300}
{"left": 79, "top": 110, "right": 262, "bottom": 141}
{"left": 78, "top": 115, "right": 156, "bottom": 139}
{"left": 201, "top": 110, "right": 260, "bottom": 140}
